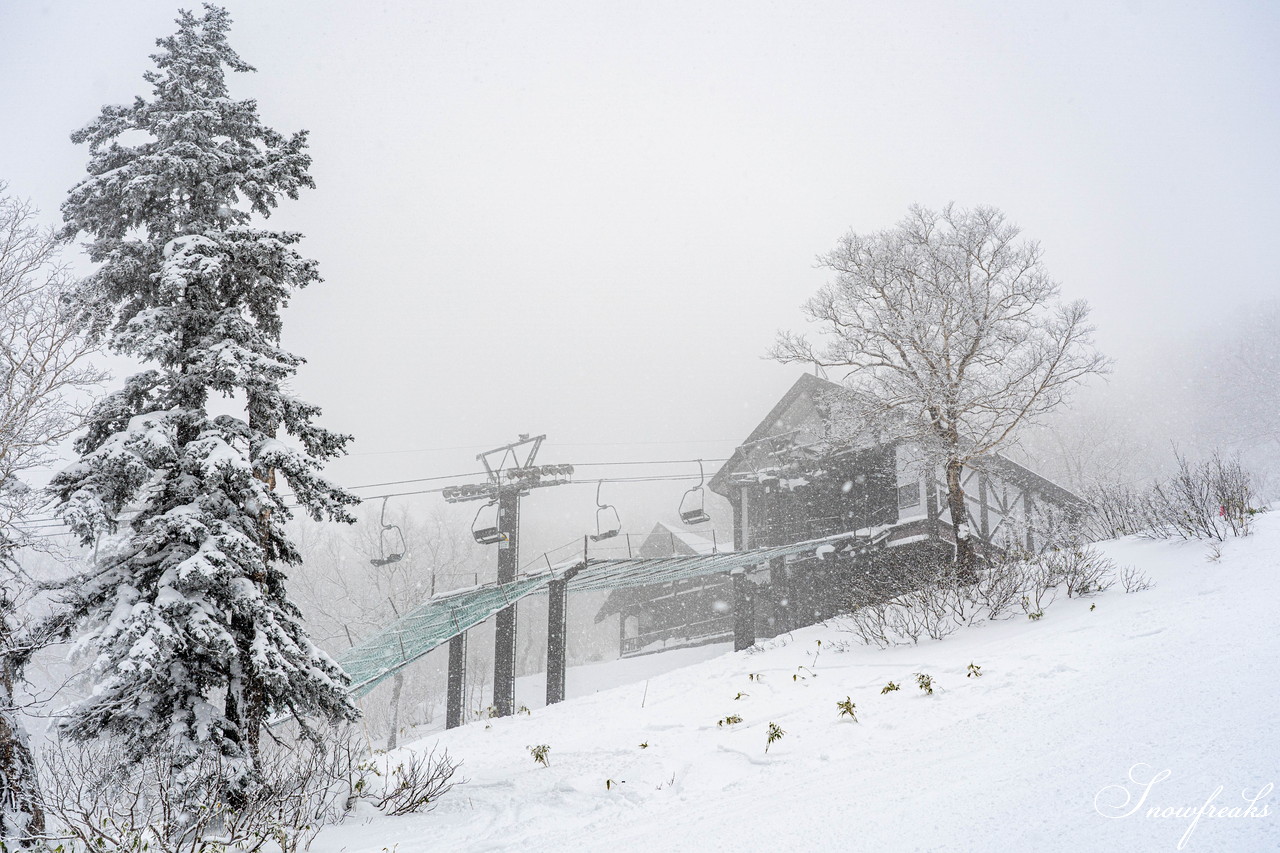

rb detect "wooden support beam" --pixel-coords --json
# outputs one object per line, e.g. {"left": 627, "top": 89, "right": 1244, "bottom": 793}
{"left": 732, "top": 569, "right": 755, "bottom": 651}
{"left": 978, "top": 473, "right": 990, "bottom": 543}
{"left": 446, "top": 631, "right": 466, "bottom": 729}
{"left": 730, "top": 491, "right": 744, "bottom": 552}
{"left": 770, "top": 556, "right": 790, "bottom": 635}
{"left": 924, "top": 472, "right": 940, "bottom": 538}
{"left": 1024, "top": 490, "right": 1036, "bottom": 552}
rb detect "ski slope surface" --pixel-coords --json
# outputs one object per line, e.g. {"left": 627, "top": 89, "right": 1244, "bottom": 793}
{"left": 314, "top": 517, "right": 1280, "bottom": 852}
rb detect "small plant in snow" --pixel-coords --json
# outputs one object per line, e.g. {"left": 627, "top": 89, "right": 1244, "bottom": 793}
{"left": 734, "top": 692, "right": 749, "bottom": 700}
{"left": 1020, "top": 565, "right": 1059, "bottom": 616}
{"left": 747, "top": 673, "right": 763, "bottom": 682}
{"left": 373, "top": 747, "right": 462, "bottom": 816}
{"left": 836, "top": 697, "right": 858, "bottom": 720}
{"left": 639, "top": 742, "right": 649, "bottom": 749}
{"left": 915, "top": 673, "right": 934, "bottom": 695}
{"left": 966, "top": 663, "right": 982, "bottom": 678}
{"left": 350, "top": 759, "right": 381, "bottom": 799}
{"left": 765, "top": 723, "right": 785, "bottom": 752}
{"left": 518, "top": 705, "right": 531, "bottom": 715}
{"left": 1121, "top": 566, "right": 1154, "bottom": 593}
{"left": 1027, "top": 610, "right": 1044, "bottom": 621}
{"left": 529, "top": 745, "right": 550, "bottom": 767}
{"left": 1041, "top": 546, "right": 1116, "bottom": 598}
{"left": 718, "top": 714, "right": 744, "bottom": 727}
{"left": 881, "top": 681, "right": 900, "bottom": 694}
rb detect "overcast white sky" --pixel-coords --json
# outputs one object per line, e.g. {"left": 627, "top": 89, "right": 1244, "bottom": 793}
{"left": 2, "top": 1, "right": 1277, "bottom": 555}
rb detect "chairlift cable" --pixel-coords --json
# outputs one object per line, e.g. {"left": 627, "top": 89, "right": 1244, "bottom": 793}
{"left": 15, "top": 457, "right": 733, "bottom": 524}
{"left": 15, "top": 461, "right": 734, "bottom": 538}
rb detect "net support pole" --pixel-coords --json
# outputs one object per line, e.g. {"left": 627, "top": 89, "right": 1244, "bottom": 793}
{"left": 547, "top": 552, "right": 582, "bottom": 707}
{"left": 446, "top": 631, "right": 467, "bottom": 729}
{"left": 546, "top": 576, "right": 569, "bottom": 705}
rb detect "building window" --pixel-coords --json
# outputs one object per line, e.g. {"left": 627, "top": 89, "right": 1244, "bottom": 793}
{"left": 898, "top": 482, "right": 921, "bottom": 510}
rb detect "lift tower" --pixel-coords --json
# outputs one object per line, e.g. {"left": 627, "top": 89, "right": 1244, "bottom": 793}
{"left": 442, "top": 434, "right": 571, "bottom": 719}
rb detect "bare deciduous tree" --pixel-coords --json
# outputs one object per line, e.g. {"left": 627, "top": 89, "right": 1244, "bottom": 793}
{"left": 773, "top": 204, "right": 1108, "bottom": 579}
{"left": 0, "top": 184, "right": 102, "bottom": 843}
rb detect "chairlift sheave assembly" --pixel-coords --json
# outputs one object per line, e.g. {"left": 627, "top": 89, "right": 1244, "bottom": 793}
{"left": 472, "top": 500, "right": 506, "bottom": 545}
{"left": 590, "top": 480, "right": 621, "bottom": 542}
{"left": 369, "top": 497, "right": 407, "bottom": 567}
{"left": 679, "top": 459, "right": 713, "bottom": 525}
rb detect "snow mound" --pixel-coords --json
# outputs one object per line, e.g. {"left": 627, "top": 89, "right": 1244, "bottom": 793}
{"left": 314, "top": 517, "right": 1280, "bottom": 852}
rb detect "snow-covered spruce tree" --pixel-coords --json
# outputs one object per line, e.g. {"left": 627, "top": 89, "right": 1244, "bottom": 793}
{"left": 51, "top": 4, "right": 359, "bottom": 787}
{"left": 773, "top": 205, "right": 1108, "bottom": 581}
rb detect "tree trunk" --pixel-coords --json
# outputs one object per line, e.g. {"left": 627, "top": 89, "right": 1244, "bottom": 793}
{"left": 226, "top": 615, "right": 266, "bottom": 770}
{"left": 0, "top": 616, "right": 46, "bottom": 844}
{"left": 944, "top": 458, "right": 979, "bottom": 584}
{"left": 386, "top": 672, "right": 403, "bottom": 751}
{"left": 238, "top": 397, "right": 276, "bottom": 772}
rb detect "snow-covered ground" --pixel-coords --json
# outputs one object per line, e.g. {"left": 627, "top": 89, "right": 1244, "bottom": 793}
{"left": 314, "top": 518, "right": 1280, "bottom": 852}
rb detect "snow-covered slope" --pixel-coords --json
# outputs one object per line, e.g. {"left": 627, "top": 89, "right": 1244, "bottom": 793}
{"left": 314, "top": 518, "right": 1280, "bottom": 852}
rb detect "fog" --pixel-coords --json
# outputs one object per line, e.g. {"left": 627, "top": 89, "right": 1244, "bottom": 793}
{"left": 3, "top": 1, "right": 1278, "bottom": 738}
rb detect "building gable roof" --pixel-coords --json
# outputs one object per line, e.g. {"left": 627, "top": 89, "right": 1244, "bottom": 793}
{"left": 709, "top": 372, "right": 841, "bottom": 496}
{"left": 711, "top": 372, "right": 1087, "bottom": 509}
{"left": 637, "top": 521, "right": 726, "bottom": 558}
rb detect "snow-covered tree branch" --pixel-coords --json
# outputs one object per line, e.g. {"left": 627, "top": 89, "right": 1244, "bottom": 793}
{"left": 0, "top": 184, "right": 104, "bottom": 844}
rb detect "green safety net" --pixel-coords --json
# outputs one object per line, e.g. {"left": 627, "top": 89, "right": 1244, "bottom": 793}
{"left": 571, "top": 527, "right": 888, "bottom": 591}
{"left": 335, "top": 527, "right": 889, "bottom": 696}
{"left": 337, "top": 574, "right": 555, "bottom": 696}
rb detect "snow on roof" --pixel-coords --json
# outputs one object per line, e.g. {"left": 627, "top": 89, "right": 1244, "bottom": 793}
{"left": 649, "top": 521, "right": 731, "bottom": 555}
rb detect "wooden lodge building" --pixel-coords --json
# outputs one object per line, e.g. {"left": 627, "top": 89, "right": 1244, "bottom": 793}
{"left": 597, "top": 373, "right": 1087, "bottom": 657}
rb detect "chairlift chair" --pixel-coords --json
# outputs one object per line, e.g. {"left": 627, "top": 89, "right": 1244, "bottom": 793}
{"left": 679, "top": 459, "right": 713, "bottom": 525}
{"left": 369, "top": 497, "right": 407, "bottom": 567}
{"left": 590, "top": 480, "right": 621, "bottom": 542}
{"left": 472, "top": 500, "right": 506, "bottom": 545}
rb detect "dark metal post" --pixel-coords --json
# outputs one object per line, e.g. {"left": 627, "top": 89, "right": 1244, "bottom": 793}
{"left": 547, "top": 545, "right": 583, "bottom": 706}
{"left": 446, "top": 631, "right": 466, "bottom": 729}
{"left": 732, "top": 568, "right": 755, "bottom": 651}
{"left": 493, "top": 488, "right": 520, "bottom": 717}
{"left": 546, "top": 576, "right": 568, "bottom": 705}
